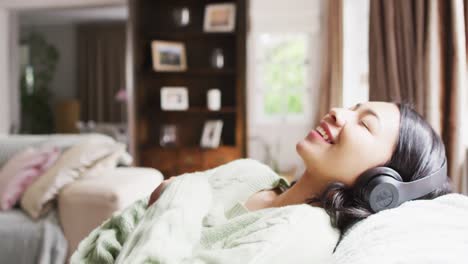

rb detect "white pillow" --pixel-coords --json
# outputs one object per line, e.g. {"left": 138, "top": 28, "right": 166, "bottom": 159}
{"left": 333, "top": 194, "right": 468, "bottom": 264}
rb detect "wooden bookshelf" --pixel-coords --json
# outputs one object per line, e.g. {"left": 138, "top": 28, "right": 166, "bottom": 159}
{"left": 128, "top": 0, "right": 246, "bottom": 177}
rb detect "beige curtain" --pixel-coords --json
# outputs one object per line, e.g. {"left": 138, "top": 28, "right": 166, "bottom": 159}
{"left": 369, "top": 0, "right": 428, "bottom": 113}
{"left": 77, "top": 23, "right": 126, "bottom": 123}
{"left": 437, "top": 0, "right": 467, "bottom": 193}
{"left": 316, "top": 0, "right": 343, "bottom": 120}
{"left": 369, "top": 0, "right": 467, "bottom": 193}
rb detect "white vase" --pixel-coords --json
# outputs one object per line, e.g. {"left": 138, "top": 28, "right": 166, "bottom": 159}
{"left": 207, "top": 89, "right": 221, "bottom": 111}
{"left": 210, "top": 49, "right": 224, "bottom": 69}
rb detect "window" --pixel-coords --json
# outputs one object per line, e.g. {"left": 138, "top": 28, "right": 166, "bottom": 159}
{"left": 253, "top": 33, "right": 311, "bottom": 122}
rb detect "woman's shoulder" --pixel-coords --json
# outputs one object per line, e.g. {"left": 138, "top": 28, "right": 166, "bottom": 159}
{"left": 234, "top": 204, "right": 336, "bottom": 231}
{"left": 224, "top": 205, "right": 339, "bottom": 249}
{"left": 269, "top": 205, "right": 339, "bottom": 245}
{"left": 209, "top": 159, "right": 279, "bottom": 182}
{"left": 207, "top": 159, "right": 282, "bottom": 194}
{"left": 267, "top": 204, "right": 331, "bottom": 219}
{"left": 256, "top": 205, "right": 339, "bottom": 239}
{"left": 214, "top": 159, "right": 277, "bottom": 174}
{"left": 259, "top": 205, "right": 340, "bottom": 263}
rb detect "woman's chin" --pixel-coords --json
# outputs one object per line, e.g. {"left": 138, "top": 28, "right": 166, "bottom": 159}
{"left": 296, "top": 139, "right": 316, "bottom": 158}
{"left": 296, "top": 139, "right": 308, "bottom": 153}
{"left": 296, "top": 139, "right": 325, "bottom": 165}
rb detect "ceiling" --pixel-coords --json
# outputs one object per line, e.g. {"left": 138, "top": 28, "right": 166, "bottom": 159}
{"left": 19, "top": 5, "right": 127, "bottom": 25}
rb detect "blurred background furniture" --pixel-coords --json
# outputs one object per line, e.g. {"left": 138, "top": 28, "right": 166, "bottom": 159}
{"left": 76, "top": 121, "right": 129, "bottom": 146}
{"left": 0, "top": 134, "right": 163, "bottom": 259}
{"left": 128, "top": 0, "right": 247, "bottom": 178}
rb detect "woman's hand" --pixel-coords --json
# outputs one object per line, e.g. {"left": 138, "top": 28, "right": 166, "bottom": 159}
{"left": 148, "top": 177, "right": 176, "bottom": 207}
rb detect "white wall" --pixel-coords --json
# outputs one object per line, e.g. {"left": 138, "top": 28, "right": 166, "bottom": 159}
{"left": 22, "top": 25, "right": 77, "bottom": 101}
{"left": 342, "top": 0, "right": 369, "bottom": 108}
{"left": 10, "top": 12, "right": 19, "bottom": 133}
{"left": 247, "top": 0, "right": 323, "bottom": 176}
{"left": 0, "top": 10, "right": 19, "bottom": 134}
{"left": 0, "top": 9, "right": 10, "bottom": 134}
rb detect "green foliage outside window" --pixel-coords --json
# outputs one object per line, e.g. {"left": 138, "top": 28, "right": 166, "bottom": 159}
{"left": 260, "top": 35, "right": 306, "bottom": 116}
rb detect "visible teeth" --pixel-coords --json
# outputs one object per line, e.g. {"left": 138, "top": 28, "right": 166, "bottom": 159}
{"left": 317, "top": 127, "right": 327, "bottom": 137}
{"left": 316, "top": 126, "right": 331, "bottom": 143}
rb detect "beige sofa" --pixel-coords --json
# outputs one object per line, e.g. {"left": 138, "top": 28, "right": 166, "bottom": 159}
{"left": 0, "top": 134, "right": 163, "bottom": 256}
{"left": 59, "top": 166, "right": 162, "bottom": 255}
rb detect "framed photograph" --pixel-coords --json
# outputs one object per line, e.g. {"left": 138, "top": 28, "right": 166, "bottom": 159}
{"left": 160, "top": 87, "right": 189, "bottom": 111}
{"left": 151, "top": 40, "right": 187, "bottom": 71}
{"left": 200, "top": 120, "right": 223, "bottom": 148}
{"left": 203, "top": 3, "right": 236, "bottom": 32}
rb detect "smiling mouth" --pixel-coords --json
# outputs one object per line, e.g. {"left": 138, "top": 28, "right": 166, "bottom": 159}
{"left": 315, "top": 126, "right": 334, "bottom": 144}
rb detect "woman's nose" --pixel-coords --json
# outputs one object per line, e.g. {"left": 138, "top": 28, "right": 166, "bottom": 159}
{"left": 329, "top": 108, "right": 350, "bottom": 127}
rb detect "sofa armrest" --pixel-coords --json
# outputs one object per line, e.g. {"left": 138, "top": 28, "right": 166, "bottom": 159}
{"left": 58, "top": 167, "right": 163, "bottom": 255}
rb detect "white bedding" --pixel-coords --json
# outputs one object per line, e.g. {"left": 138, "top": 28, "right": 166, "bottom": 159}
{"left": 333, "top": 193, "right": 468, "bottom": 264}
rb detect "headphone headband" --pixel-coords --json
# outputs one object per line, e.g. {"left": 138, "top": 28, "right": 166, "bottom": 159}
{"left": 394, "top": 159, "right": 447, "bottom": 204}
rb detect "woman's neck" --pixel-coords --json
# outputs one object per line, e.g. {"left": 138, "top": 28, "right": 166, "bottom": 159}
{"left": 270, "top": 170, "right": 329, "bottom": 208}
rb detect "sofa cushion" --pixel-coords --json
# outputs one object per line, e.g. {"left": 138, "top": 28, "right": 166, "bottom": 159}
{"left": 332, "top": 193, "right": 468, "bottom": 264}
{"left": 20, "top": 138, "right": 126, "bottom": 219}
{"left": 58, "top": 167, "right": 163, "bottom": 255}
{"left": 0, "top": 147, "right": 60, "bottom": 210}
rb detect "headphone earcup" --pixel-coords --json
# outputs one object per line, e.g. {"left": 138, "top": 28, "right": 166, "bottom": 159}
{"left": 354, "top": 167, "right": 403, "bottom": 212}
{"left": 367, "top": 176, "right": 402, "bottom": 212}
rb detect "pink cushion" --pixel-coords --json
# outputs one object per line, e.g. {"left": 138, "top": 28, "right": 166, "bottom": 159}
{"left": 0, "top": 147, "right": 60, "bottom": 210}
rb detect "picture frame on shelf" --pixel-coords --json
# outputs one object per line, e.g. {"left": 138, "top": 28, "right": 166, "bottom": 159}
{"left": 203, "top": 3, "right": 236, "bottom": 32}
{"left": 151, "top": 40, "right": 187, "bottom": 71}
{"left": 200, "top": 120, "right": 223, "bottom": 148}
{"left": 160, "top": 87, "right": 189, "bottom": 111}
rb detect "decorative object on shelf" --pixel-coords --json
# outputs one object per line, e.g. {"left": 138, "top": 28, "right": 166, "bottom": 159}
{"left": 207, "top": 89, "right": 221, "bottom": 111}
{"left": 160, "top": 124, "right": 178, "bottom": 147}
{"left": 210, "top": 48, "right": 225, "bottom": 69}
{"left": 151, "top": 40, "right": 187, "bottom": 71}
{"left": 172, "top": 6, "right": 190, "bottom": 27}
{"left": 160, "top": 87, "right": 189, "bottom": 111}
{"left": 200, "top": 120, "right": 223, "bottom": 148}
{"left": 203, "top": 3, "right": 236, "bottom": 32}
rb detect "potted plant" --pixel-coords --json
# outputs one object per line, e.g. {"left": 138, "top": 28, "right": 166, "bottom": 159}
{"left": 20, "top": 32, "right": 59, "bottom": 134}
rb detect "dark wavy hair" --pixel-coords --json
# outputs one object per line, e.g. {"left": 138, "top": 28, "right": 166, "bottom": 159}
{"left": 308, "top": 103, "right": 452, "bottom": 233}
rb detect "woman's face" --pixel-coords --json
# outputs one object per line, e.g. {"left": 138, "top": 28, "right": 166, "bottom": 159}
{"left": 296, "top": 102, "right": 400, "bottom": 186}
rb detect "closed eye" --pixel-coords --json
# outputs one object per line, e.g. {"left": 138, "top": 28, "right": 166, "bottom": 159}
{"left": 360, "top": 120, "right": 370, "bottom": 131}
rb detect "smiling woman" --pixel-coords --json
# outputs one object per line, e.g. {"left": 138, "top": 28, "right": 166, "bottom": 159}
{"left": 292, "top": 102, "right": 452, "bottom": 231}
